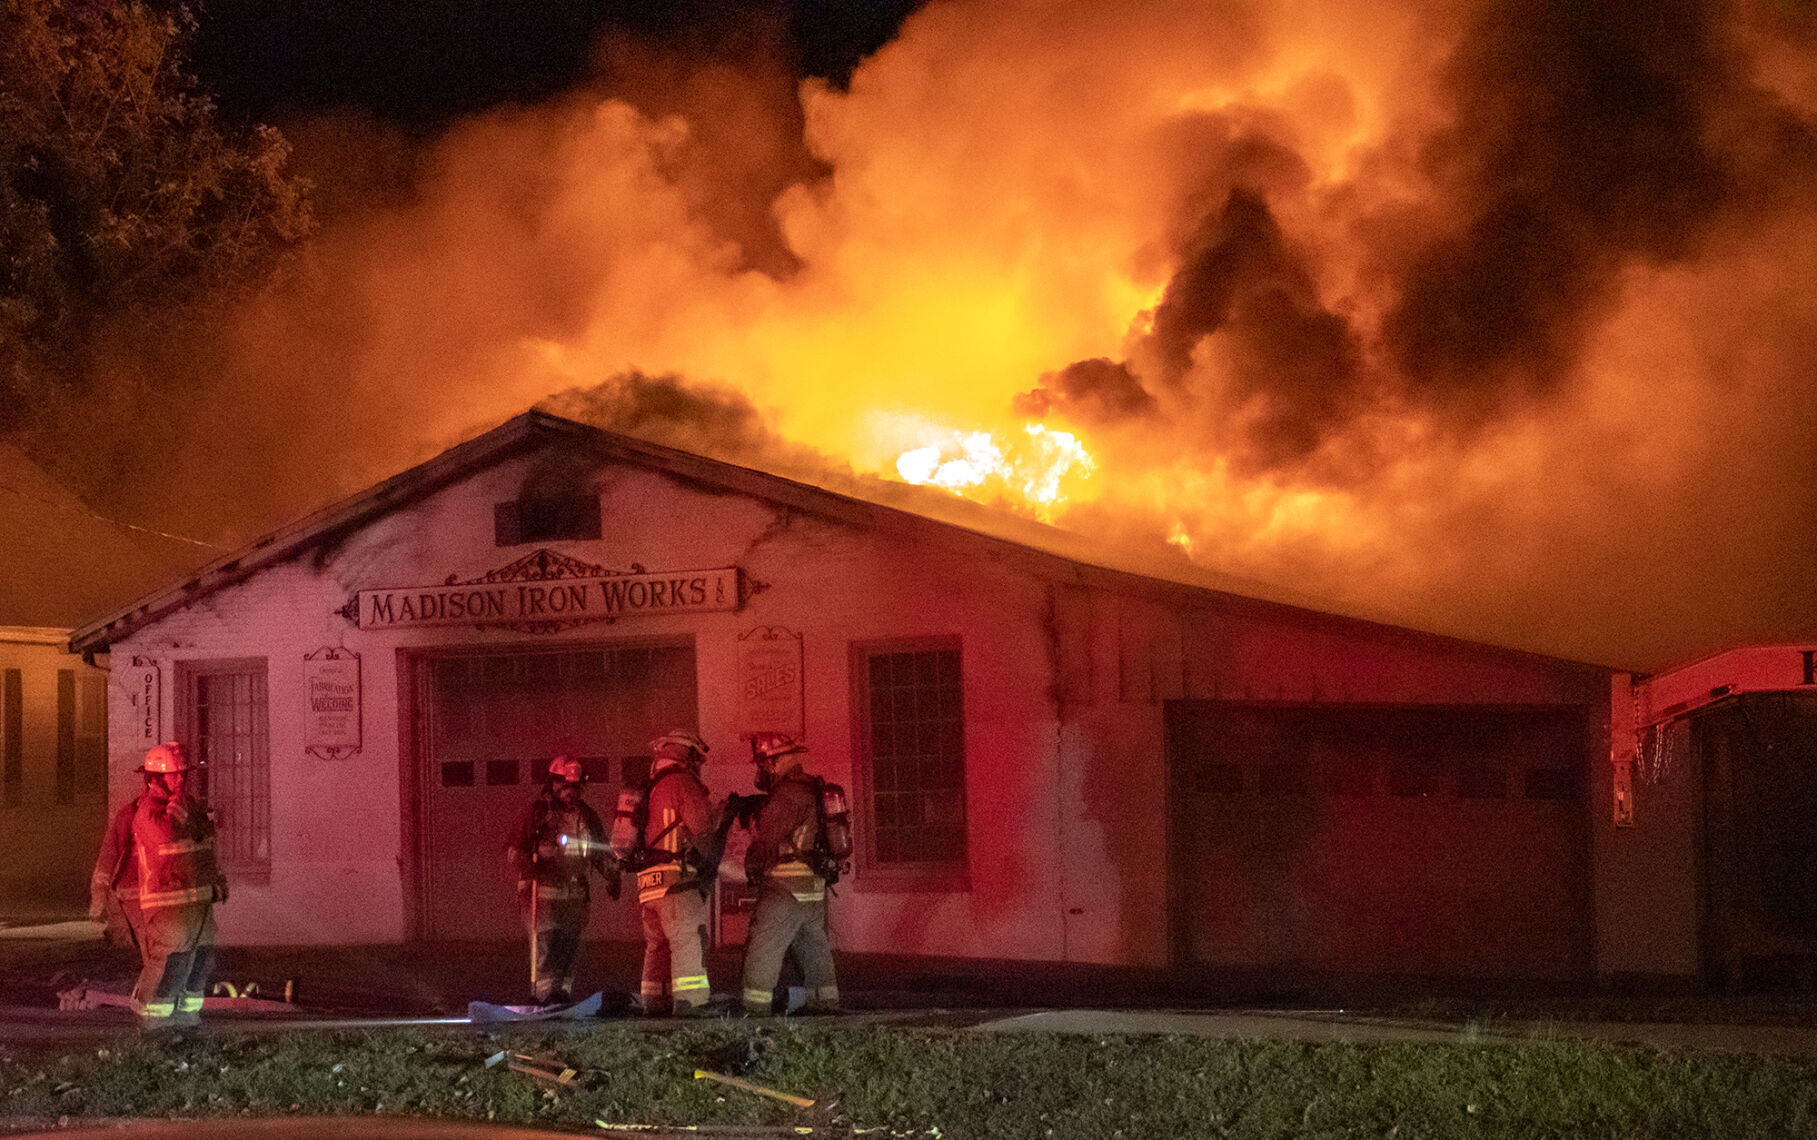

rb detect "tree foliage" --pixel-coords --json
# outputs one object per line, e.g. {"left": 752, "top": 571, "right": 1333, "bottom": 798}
{"left": 0, "top": 0, "right": 311, "bottom": 435}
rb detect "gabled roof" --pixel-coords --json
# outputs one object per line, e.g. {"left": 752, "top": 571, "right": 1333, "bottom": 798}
{"left": 69, "top": 410, "right": 1610, "bottom": 676}
{"left": 0, "top": 444, "right": 193, "bottom": 629}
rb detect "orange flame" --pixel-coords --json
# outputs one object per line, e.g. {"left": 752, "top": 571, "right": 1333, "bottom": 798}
{"left": 160, "top": 0, "right": 1817, "bottom": 672}
{"left": 892, "top": 422, "right": 1095, "bottom": 522}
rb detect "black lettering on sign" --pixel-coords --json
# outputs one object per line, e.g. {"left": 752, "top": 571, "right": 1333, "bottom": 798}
{"left": 599, "top": 579, "right": 628, "bottom": 613}
{"left": 368, "top": 595, "right": 396, "bottom": 625}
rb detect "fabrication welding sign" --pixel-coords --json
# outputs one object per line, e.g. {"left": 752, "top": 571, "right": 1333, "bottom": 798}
{"left": 356, "top": 565, "right": 740, "bottom": 631}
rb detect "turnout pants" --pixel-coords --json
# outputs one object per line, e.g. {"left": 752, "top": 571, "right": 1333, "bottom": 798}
{"left": 639, "top": 888, "right": 710, "bottom": 1015}
{"left": 741, "top": 883, "right": 838, "bottom": 1014}
{"left": 526, "top": 894, "right": 589, "bottom": 1003}
{"left": 133, "top": 903, "right": 216, "bottom": 1029}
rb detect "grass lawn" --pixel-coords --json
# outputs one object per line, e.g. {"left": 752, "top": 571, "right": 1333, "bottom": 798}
{"left": 4, "top": 1022, "right": 1817, "bottom": 1138}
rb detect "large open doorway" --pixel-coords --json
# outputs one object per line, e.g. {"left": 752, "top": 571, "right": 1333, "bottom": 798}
{"left": 416, "top": 642, "right": 697, "bottom": 941}
{"left": 1167, "top": 701, "right": 1594, "bottom": 981}
{"left": 1697, "top": 692, "right": 1817, "bottom": 988}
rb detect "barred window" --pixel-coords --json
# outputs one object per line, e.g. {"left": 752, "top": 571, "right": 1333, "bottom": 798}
{"left": 856, "top": 642, "right": 967, "bottom": 872}
{"left": 181, "top": 659, "right": 270, "bottom": 880}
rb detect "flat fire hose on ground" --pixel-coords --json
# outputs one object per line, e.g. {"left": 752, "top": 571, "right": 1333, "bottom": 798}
{"left": 56, "top": 979, "right": 298, "bottom": 1014}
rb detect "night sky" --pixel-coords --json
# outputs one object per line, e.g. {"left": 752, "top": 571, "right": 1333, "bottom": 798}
{"left": 189, "top": 1, "right": 924, "bottom": 127}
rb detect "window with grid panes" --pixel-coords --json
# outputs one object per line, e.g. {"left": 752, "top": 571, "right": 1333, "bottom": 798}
{"left": 54, "top": 671, "right": 104, "bottom": 803}
{"left": 181, "top": 660, "right": 271, "bottom": 880}
{"left": 858, "top": 644, "right": 967, "bottom": 869}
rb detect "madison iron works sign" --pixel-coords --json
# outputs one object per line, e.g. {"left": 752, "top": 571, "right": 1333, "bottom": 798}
{"left": 351, "top": 548, "right": 741, "bottom": 633}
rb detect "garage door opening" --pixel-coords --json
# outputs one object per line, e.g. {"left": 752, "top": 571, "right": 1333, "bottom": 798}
{"left": 416, "top": 643, "right": 697, "bottom": 941}
{"left": 1167, "top": 702, "right": 1593, "bottom": 981}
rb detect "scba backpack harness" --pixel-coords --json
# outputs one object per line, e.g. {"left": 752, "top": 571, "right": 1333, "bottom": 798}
{"left": 810, "top": 776, "right": 853, "bottom": 887}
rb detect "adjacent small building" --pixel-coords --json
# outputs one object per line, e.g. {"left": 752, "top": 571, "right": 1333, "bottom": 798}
{"left": 0, "top": 444, "right": 176, "bottom": 912}
{"left": 71, "top": 410, "right": 1694, "bottom": 984}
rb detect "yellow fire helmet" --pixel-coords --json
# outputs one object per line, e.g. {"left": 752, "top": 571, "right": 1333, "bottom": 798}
{"left": 140, "top": 742, "right": 197, "bottom": 773}
{"left": 752, "top": 732, "right": 807, "bottom": 762}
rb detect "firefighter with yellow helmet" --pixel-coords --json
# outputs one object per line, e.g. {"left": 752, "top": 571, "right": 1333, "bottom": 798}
{"left": 740, "top": 732, "right": 842, "bottom": 1016}
{"left": 505, "top": 754, "right": 614, "bottom": 1006}
{"left": 634, "top": 730, "right": 721, "bottom": 1016}
{"left": 88, "top": 742, "right": 227, "bottom": 1030}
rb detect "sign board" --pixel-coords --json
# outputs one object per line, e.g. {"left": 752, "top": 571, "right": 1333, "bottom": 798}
{"left": 304, "top": 648, "right": 361, "bottom": 760}
{"left": 738, "top": 626, "right": 803, "bottom": 738}
{"left": 352, "top": 549, "right": 739, "bottom": 633}
{"left": 128, "top": 657, "right": 160, "bottom": 748}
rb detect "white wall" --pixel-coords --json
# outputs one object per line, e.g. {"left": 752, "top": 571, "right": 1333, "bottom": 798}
{"left": 104, "top": 443, "right": 1631, "bottom": 977}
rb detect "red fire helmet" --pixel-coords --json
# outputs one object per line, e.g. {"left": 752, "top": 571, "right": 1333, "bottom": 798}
{"left": 548, "top": 755, "right": 585, "bottom": 784}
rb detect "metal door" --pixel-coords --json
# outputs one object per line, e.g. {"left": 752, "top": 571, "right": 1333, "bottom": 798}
{"left": 1168, "top": 702, "right": 1593, "bottom": 980}
{"left": 420, "top": 643, "right": 697, "bottom": 941}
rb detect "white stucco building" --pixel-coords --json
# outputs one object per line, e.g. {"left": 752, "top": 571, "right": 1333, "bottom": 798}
{"left": 73, "top": 410, "right": 1749, "bottom": 985}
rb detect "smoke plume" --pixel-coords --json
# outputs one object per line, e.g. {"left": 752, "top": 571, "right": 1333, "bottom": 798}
{"left": 60, "top": 0, "right": 1817, "bottom": 671}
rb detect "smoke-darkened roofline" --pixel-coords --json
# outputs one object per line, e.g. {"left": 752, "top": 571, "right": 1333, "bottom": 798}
{"left": 67, "top": 409, "right": 1615, "bottom": 680}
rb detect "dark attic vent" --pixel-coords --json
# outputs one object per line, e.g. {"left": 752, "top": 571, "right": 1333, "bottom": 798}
{"left": 494, "top": 493, "right": 601, "bottom": 546}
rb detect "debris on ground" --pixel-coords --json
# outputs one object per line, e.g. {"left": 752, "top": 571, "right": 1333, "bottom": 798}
{"left": 692, "top": 1068, "right": 816, "bottom": 1108}
{"left": 595, "top": 1124, "right": 943, "bottom": 1138}
{"left": 481, "top": 1048, "right": 583, "bottom": 1089}
{"left": 468, "top": 990, "right": 605, "bottom": 1022}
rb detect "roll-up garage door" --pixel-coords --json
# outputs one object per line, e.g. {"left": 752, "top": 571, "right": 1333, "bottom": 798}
{"left": 1168, "top": 702, "right": 1593, "bottom": 980}
{"left": 420, "top": 644, "right": 696, "bottom": 941}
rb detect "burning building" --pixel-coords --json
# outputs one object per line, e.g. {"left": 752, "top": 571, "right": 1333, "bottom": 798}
{"left": 67, "top": 409, "right": 1696, "bottom": 984}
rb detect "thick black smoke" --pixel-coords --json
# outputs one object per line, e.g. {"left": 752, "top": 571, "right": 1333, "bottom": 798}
{"left": 1023, "top": 0, "right": 1817, "bottom": 473}
{"left": 1383, "top": 0, "right": 1736, "bottom": 408}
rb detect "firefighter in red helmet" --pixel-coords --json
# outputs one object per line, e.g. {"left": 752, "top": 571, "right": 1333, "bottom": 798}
{"left": 634, "top": 730, "right": 721, "bottom": 1016}
{"left": 90, "top": 742, "right": 228, "bottom": 1030}
{"left": 740, "top": 732, "right": 841, "bottom": 1016}
{"left": 505, "top": 754, "right": 614, "bottom": 1006}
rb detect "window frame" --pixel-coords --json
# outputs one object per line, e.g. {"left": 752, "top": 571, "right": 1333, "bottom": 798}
{"left": 177, "top": 657, "right": 272, "bottom": 883}
{"left": 493, "top": 493, "right": 602, "bottom": 546}
{"left": 848, "top": 636, "right": 970, "bottom": 892}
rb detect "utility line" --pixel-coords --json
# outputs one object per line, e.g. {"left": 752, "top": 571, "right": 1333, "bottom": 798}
{"left": 0, "top": 480, "right": 223, "bottom": 549}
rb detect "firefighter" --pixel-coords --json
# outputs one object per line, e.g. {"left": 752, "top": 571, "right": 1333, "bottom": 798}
{"left": 505, "top": 754, "right": 614, "bottom": 1006}
{"left": 635, "top": 730, "right": 720, "bottom": 1016}
{"left": 108, "top": 742, "right": 227, "bottom": 1031}
{"left": 740, "top": 733, "right": 840, "bottom": 1016}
